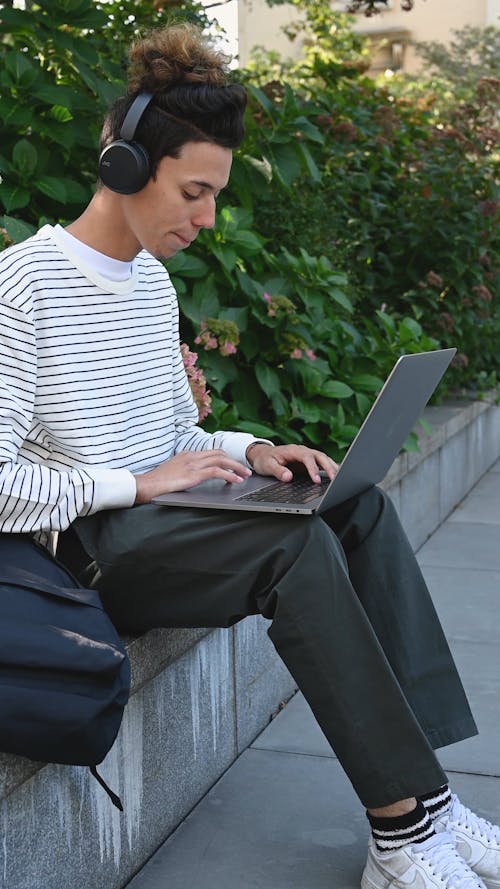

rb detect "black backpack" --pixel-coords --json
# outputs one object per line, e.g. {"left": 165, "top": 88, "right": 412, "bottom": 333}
{"left": 0, "top": 535, "right": 130, "bottom": 808}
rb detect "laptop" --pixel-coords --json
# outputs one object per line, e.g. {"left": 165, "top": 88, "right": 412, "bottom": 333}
{"left": 153, "top": 348, "right": 456, "bottom": 515}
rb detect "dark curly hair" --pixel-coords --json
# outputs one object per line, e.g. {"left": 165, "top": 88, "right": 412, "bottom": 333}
{"left": 99, "top": 23, "right": 247, "bottom": 178}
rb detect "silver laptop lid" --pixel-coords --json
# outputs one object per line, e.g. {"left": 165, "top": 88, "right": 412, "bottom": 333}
{"left": 317, "top": 347, "right": 456, "bottom": 510}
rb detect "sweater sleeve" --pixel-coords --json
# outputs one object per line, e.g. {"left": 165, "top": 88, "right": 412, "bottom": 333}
{"left": 0, "top": 298, "right": 136, "bottom": 533}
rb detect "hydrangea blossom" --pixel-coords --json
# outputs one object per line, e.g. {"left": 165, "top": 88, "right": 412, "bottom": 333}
{"left": 180, "top": 342, "right": 212, "bottom": 422}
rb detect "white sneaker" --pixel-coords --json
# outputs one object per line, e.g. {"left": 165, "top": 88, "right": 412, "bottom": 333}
{"left": 435, "top": 794, "right": 500, "bottom": 889}
{"left": 361, "top": 831, "right": 487, "bottom": 889}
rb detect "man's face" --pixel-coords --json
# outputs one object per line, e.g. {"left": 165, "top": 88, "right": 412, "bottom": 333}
{"left": 122, "top": 141, "right": 233, "bottom": 259}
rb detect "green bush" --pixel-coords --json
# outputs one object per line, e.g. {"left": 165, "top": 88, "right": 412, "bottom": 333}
{"left": 1, "top": 1, "right": 497, "bottom": 459}
{"left": 169, "top": 204, "right": 438, "bottom": 459}
{"left": 242, "top": 16, "right": 499, "bottom": 390}
{"left": 0, "top": 0, "right": 123, "bottom": 229}
{"left": 0, "top": 0, "right": 206, "bottom": 232}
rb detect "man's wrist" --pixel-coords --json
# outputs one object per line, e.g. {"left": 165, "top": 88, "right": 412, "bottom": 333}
{"left": 245, "top": 441, "right": 272, "bottom": 468}
{"left": 133, "top": 472, "right": 154, "bottom": 505}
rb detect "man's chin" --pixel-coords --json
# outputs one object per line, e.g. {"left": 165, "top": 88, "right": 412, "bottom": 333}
{"left": 152, "top": 246, "right": 180, "bottom": 261}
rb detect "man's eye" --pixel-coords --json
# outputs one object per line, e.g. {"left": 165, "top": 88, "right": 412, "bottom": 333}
{"left": 183, "top": 191, "right": 201, "bottom": 201}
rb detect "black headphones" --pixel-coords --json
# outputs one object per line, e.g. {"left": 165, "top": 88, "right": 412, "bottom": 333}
{"left": 98, "top": 92, "right": 154, "bottom": 195}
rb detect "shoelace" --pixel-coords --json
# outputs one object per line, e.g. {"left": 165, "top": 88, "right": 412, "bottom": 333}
{"left": 417, "top": 833, "right": 485, "bottom": 888}
{"left": 449, "top": 794, "right": 500, "bottom": 843}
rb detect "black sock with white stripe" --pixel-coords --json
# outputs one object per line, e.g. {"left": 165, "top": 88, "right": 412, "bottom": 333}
{"left": 419, "top": 784, "right": 452, "bottom": 820}
{"left": 367, "top": 799, "right": 435, "bottom": 853}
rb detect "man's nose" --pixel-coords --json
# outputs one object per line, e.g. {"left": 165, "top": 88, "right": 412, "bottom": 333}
{"left": 193, "top": 195, "right": 216, "bottom": 230}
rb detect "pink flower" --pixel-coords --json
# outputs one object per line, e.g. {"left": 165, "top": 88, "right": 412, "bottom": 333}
{"left": 220, "top": 341, "right": 237, "bottom": 356}
{"left": 425, "top": 271, "right": 444, "bottom": 289}
{"left": 290, "top": 348, "right": 303, "bottom": 359}
{"left": 472, "top": 284, "right": 493, "bottom": 303}
{"left": 263, "top": 291, "right": 272, "bottom": 303}
{"left": 305, "top": 348, "right": 317, "bottom": 361}
{"left": 195, "top": 331, "right": 219, "bottom": 350}
{"left": 180, "top": 341, "right": 212, "bottom": 422}
{"left": 180, "top": 343, "right": 198, "bottom": 368}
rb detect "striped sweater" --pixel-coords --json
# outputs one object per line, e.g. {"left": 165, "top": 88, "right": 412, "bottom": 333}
{"left": 0, "top": 224, "right": 257, "bottom": 533}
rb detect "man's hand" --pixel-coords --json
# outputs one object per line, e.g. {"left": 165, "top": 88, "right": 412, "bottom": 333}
{"left": 246, "top": 443, "right": 338, "bottom": 484}
{"left": 134, "top": 449, "right": 252, "bottom": 504}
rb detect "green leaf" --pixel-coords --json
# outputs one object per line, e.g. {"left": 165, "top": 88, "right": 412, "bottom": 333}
{"left": 320, "top": 380, "right": 354, "bottom": 399}
{"left": 231, "top": 376, "right": 262, "bottom": 420}
{"left": 75, "top": 60, "right": 118, "bottom": 104}
{"left": 70, "top": 8, "right": 108, "bottom": 29}
{"left": 402, "top": 431, "right": 420, "bottom": 453}
{"left": 271, "top": 390, "right": 289, "bottom": 417}
{"left": 5, "top": 51, "right": 37, "bottom": 88}
{"left": 291, "top": 397, "right": 322, "bottom": 423}
{"left": 0, "top": 99, "right": 32, "bottom": 128}
{"left": 302, "top": 423, "right": 324, "bottom": 444}
{"left": 212, "top": 244, "right": 237, "bottom": 273}
{"left": 33, "top": 84, "right": 78, "bottom": 108}
{"left": 247, "top": 84, "right": 274, "bottom": 116}
{"left": 170, "top": 275, "right": 186, "bottom": 296}
{"left": 216, "top": 205, "right": 254, "bottom": 240}
{"left": 201, "top": 351, "right": 238, "bottom": 394}
{"left": 34, "top": 176, "right": 67, "bottom": 202}
{"left": 219, "top": 306, "right": 249, "bottom": 331}
{"left": 399, "top": 317, "right": 423, "bottom": 341}
{"left": 60, "top": 178, "right": 90, "bottom": 204}
{"left": 0, "top": 7, "right": 32, "bottom": 30}
{"left": 418, "top": 417, "right": 434, "bottom": 436}
{"left": 230, "top": 229, "right": 264, "bottom": 255}
{"left": 0, "top": 183, "right": 30, "bottom": 213}
{"left": 329, "top": 287, "right": 354, "bottom": 313}
{"left": 255, "top": 362, "right": 281, "bottom": 398}
{"left": 193, "top": 278, "right": 220, "bottom": 320}
{"left": 0, "top": 215, "right": 35, "bottom": 243}
{"left": 295, "top": 141, "right": 321, "bottom": 183}
{"left": 38, "top": 119, "right": 76, "bottom": 151}
{"left": 295, "top": 117, "right": 325, "bottom": 145}
{"left": 270, "top": 143, "right": 302, "bottom": 189}
{"left": 48, "top": 105, "right": 73, "bottom": 124}
{"left": 237, "top": 421, "right": 277, "bottom": 439}
{"left": 349, "top": 373, "right": 384, "bottom": 392}
{"left": 375, "top": 310, "right": 396, "bottom": 336}
{"left": 355, "top": 392, "right": 371, "bottom": 416}
{"left": 166, "top": 253, "right": 209, "bottom": 278}
{"left": 12, "top": 139, "right": 38, "bottom": 177}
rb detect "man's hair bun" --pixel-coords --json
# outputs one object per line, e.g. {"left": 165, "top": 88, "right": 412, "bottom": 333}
{"left": 127, "top": 22, "right": 231, "bottom": 93}
{"left": 99, "top": 21, "right": 246, "bottom": 177}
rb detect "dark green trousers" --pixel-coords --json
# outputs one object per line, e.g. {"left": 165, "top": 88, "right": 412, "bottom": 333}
{"left": 72, "top": 486, "right": 477, "bottom": 808}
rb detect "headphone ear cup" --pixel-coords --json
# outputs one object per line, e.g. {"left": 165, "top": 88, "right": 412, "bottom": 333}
{"left": 99, "top": 140, "right": 151, "bottom": 194}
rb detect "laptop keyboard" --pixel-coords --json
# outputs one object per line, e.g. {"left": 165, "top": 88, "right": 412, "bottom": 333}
{"left": 235, "top": 477, "right": 330, "bottom": 505}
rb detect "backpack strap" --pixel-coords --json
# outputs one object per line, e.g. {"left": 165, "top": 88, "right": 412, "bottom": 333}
{"left": 89, "top": 765, "right": 124, "bottom": 811}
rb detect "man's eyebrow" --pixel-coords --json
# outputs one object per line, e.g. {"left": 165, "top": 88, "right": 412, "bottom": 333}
{"left": 189, "top": 179, "right": 226, "bottom": 192}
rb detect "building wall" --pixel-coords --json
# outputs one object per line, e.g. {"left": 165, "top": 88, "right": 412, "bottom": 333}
{"left": 237, "top": 0, "right": 499, "bottom": 72}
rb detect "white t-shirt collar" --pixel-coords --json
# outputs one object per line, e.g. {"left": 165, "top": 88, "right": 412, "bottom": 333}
{"left": 54, "top": 224, "right": 133, "bottom": 282}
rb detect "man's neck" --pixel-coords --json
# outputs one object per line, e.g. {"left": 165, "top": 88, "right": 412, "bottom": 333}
{"left": 66, "top": 190, "right": 141, "bottom": 262}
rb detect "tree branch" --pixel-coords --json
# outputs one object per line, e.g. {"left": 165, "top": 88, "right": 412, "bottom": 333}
{"left": 346, "top": 0, "right": 415, "bottom": 13}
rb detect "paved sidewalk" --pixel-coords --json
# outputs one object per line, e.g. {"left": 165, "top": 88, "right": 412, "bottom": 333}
{"left": 127, "top": 461, "right": 500, "bottom": 889}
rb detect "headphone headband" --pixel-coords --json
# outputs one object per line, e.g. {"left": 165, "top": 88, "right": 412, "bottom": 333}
{"left": 120, "top": 92, "right": 154, "bottom": 142}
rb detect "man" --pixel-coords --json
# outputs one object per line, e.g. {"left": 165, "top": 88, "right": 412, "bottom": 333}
{"left": 0, "top": 22, "right": 499, "bottom": 889}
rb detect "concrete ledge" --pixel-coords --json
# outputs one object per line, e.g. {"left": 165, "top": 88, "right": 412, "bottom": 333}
{"left": 1, "top": 395, "right": 499, "bottom": 889}
{"left": 381, "top": 393, "right": 500, "bottom": 550}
